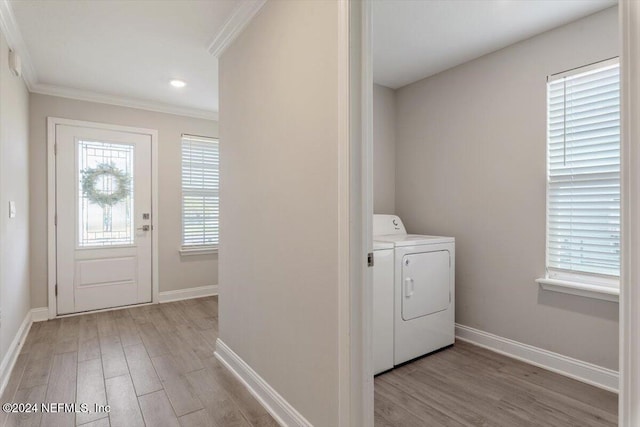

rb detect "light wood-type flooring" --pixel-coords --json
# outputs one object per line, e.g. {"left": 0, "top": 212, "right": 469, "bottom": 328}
{"left": 0, "top": 296, "right": 278, "bottom": 427}
{"left": 0, "top": 296, "right": 618, "bottom": 427}
{"left": 374, "top": 340, "right": 618, "bottom": 427}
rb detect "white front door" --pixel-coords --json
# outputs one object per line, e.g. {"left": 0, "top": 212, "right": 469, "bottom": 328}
{"left": 55, "top": 124, "right": 153, "bottom": 315}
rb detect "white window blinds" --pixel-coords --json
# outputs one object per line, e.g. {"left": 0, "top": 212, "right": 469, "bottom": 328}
{"left": 181, "top": 135, "right": 219, "bottom": 247}
{"left": 546, "top": 59, "right": 620, "bottom": 280}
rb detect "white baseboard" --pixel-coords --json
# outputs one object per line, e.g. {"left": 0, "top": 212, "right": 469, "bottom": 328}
{"left": 158, "top": 285, "right": 218, "bottom": 303}
{"left": 0, "top": 307, "right": 47, "bottom": 398}
{"left": 215, "top": 339, "right": 312, "bottom": 427}
{"left": 30, "top": 307, "right": 49, "bottom": 322}
{"left": 455, "top": 323, "right": 619, "bottom": 393}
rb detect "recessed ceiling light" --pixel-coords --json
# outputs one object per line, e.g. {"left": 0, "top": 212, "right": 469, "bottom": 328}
{"left": 170, "top": 79, "right": 186, "bottom": 88}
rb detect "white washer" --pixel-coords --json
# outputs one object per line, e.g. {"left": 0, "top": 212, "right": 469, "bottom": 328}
{"left": 373, "top": 240, "right": 394, "bottom": 374}
{"left": 374, "top": 214, "right": 455, "bottom": 365}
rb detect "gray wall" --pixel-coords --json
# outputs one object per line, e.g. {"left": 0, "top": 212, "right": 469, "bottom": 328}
{"left": 218, "top": 1, "right": 345, "bottom": 424}
{"left": 0, "top": 31, "right": 31, "bottom": 363}
{"left": 373, "top": 84, "right": 396, "bottom": 214}
{"left": 29, "top": 94, "right": 218, "bottom": 309}
{"left": 394, "top": 7, "right": 619, "bottom": 369}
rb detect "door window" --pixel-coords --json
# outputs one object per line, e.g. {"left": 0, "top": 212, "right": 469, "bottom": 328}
{"left": 78, "top": 140, "right": 134, "bottom": 247}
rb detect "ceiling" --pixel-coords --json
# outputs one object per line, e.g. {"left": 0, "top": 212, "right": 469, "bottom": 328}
{"left": 7, "top": 0, "right": 247, "bottom": 119}
{"left": 373, "top": 0, "right": 617, "bottom": 89}
{"left": 4, "top": 0, "right": 618, "bottom": 117}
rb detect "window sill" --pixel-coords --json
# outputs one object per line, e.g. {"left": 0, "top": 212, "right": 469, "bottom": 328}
{"left": 179, "top": 247, "right": 218, "bottom": 256}
{"left": 536, "top": 277, "right": 619, "bottom": 302}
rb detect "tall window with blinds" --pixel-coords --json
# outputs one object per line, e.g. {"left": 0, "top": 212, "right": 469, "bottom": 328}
{"left": 181, "top": 135, "right": 219, "bottom": 249}
{"left": 546, "top": 59, "right": 620, "bottom": 284}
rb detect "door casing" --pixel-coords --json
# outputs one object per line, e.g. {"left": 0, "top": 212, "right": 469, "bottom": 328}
{"left": 47, "top": 117, "right": 159, "bottom": 319}
{"left": 619, "top": 1, "right": 640, "bottom": 424}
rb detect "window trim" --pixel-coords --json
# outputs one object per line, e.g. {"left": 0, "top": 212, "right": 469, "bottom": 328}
{"left": 539, "top": 58, "right": 621, "bottom": 300}
{"left": 547, "top": 56, "right": 619, "bottom": 82}
{"left": 536, "top": 278, "right": 619, "bottom": 302}
{"left": 180, "top": 134, "right": 219, "bottom": 251}
{"left": 179, "top": 246, "right": 218, "bottom": 256}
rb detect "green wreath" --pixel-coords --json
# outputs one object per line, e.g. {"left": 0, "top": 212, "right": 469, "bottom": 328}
{"left": 81, "top": 163, "right": 131, "bottom": 207}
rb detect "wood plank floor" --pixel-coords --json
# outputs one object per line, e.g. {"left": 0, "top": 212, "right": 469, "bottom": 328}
{"left": 0, "top": 297, "right": 278, "bottom": 427}
{"left": 0, "top": 296, "right": 618, "bottom": 427}
{"left": 374, "top": 341, "right": 618, "bottom": 427}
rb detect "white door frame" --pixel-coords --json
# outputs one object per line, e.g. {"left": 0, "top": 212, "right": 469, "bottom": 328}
{"left": 347, "top": 0, "right": 374, "bottom": 426}
{"left": 357, "top": 3, "right": 639, "bottom": 426}
{"left": 619, "top": 1, "right": 640, "bottom": 424}
{"left": 46, "top": 117, "right": 159, "bottom": 319}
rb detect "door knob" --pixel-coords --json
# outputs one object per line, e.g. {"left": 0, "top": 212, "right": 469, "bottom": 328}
{"left": 137, "top": 225, "right": 150, "bottom": 231}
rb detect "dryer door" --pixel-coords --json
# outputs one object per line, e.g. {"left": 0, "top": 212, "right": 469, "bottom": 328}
{"left": 401, "top": 250, "right": 450, "bottom": 320}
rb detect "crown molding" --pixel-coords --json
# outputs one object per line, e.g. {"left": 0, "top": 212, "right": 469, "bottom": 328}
{"left": 31, "top": 83, "right": 219, "bottom": 121}
{"left": 208, "top": 0, "right": 267, "bottom": 58}
{"left": 1, "top": 0, "right": 218, "bottom": 121}
{"left": 0, "top": 0, "right": 37, "bottom": 89}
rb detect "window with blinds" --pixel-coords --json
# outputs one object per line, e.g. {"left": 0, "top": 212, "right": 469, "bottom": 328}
{"left": 546, "top": 58, "right": 620, "bottom": 283}
{"left": 181, "top": 135, "right": 219, "bottom": 248}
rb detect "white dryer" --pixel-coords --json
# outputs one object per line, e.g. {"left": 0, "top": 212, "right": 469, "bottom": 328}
{"left": 373, "top": 214, "right": 455, "bottom": 365}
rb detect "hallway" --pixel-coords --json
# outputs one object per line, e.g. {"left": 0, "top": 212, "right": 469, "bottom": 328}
{"left": 0, "top": 297, "right": 277, "bottom": 427}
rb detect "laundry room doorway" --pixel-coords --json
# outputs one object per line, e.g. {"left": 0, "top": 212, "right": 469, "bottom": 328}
{"left": 360, "top": 1, "right": 640, "bottom": 425}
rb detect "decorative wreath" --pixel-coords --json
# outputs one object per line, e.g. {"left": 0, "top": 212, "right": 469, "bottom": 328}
{"left": 81, "top": 163, "right": 131, "bottom": 207}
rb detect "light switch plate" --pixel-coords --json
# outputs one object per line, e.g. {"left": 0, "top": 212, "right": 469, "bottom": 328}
{"left": 9, "top": 201, "right": 16, "bottom": 218}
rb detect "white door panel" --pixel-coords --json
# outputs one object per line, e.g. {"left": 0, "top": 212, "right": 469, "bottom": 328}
{"left": 401, "top": 250, "right": 450, "bottom": 321}
{"left": 76, "top": 256, "right": 137, "bottom": 286}
{"left": 56, "top": 124, "right": 152, "bottom": 314}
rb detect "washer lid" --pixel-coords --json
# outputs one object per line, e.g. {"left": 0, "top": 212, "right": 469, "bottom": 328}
{"left": 373, "top": 240, "right": 394, "bottom": 250}
{"left": 375, "top": 234, "right": 454, "bottom": 247}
